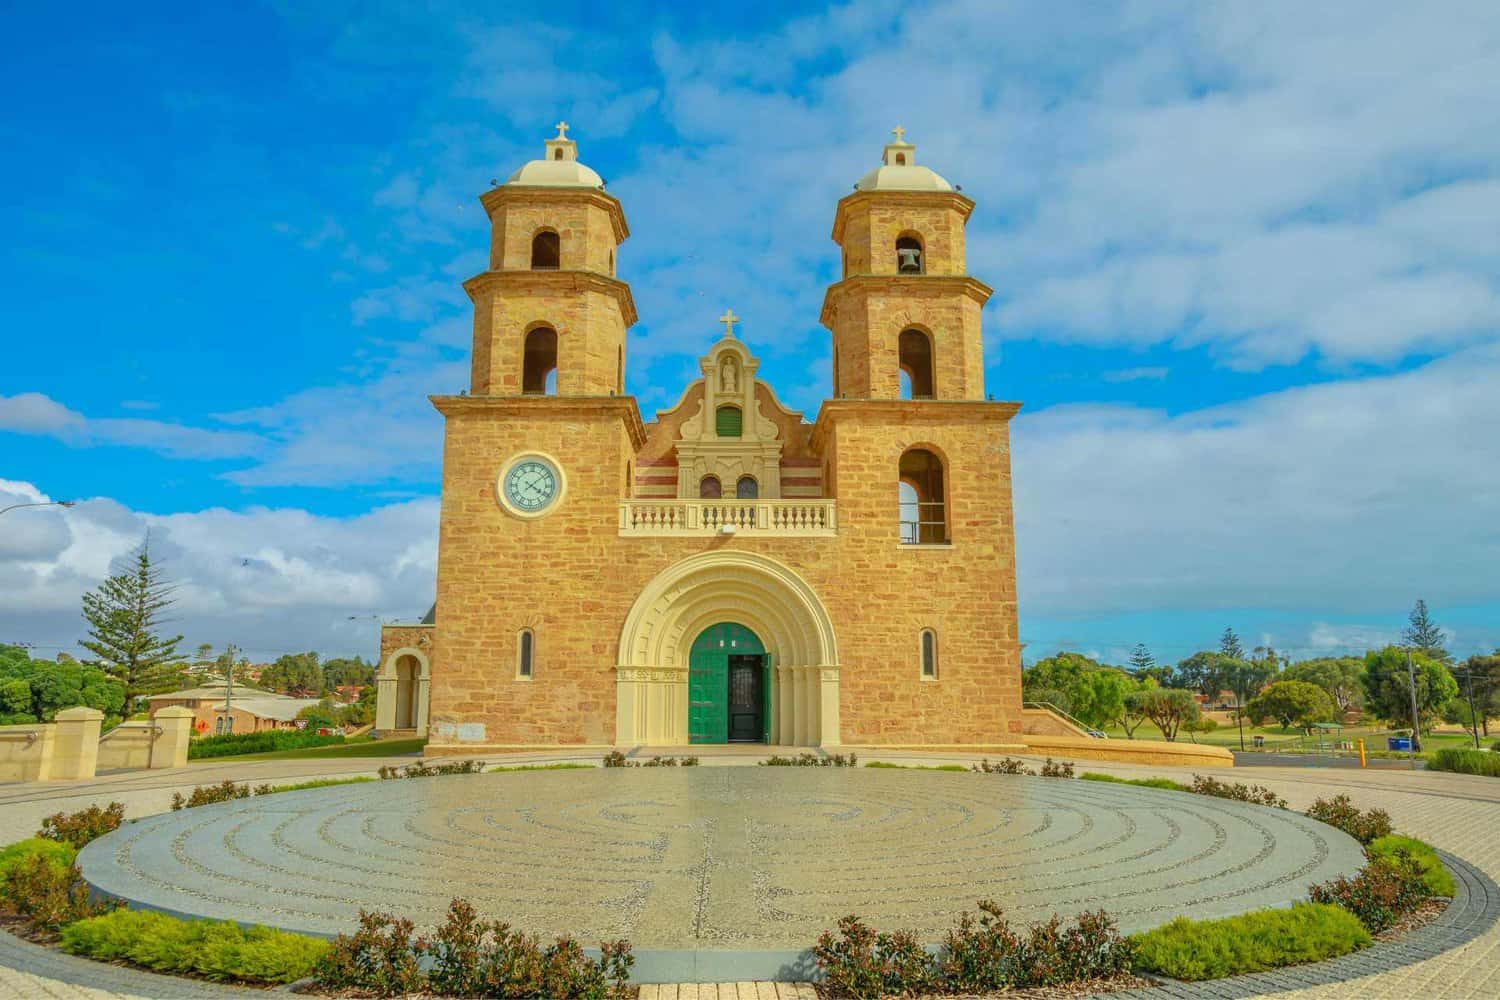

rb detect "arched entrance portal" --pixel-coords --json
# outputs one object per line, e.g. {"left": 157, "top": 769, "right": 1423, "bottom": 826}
{"left": 689, "top": 623, "right": 768, "bottom": 743}
{"left": 375, "top": 647, "right": 430, "bottom": 737}
{"left": 616, "top": 551, "right": 840, "bottom": 747}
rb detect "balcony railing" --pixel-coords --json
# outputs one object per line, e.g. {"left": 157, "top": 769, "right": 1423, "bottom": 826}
{"left": 619, "top": 499, "right": 837, "bottom": 537}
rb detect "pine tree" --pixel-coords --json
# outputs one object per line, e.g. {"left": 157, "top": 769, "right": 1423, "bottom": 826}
{"left": 1402, "top": 600, "right": 1450, "bottom": 661}
{"left": 1219, "top": 626, "right": 1245, "bottom": 661}
{"left": 1128, "top": 643, "right": 1156, "bottom": 675}
{"left": 79, "top": 538, "right": 188, "bottom": 711}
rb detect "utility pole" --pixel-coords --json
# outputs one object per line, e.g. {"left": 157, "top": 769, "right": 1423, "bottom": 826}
{"left": 224, "top": 643, "right": 238, "bottom": 735}
{"left": 1405, "top": 647, "right": 1422, "bottom": 769}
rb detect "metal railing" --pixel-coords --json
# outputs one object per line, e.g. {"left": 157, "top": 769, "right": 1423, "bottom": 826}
{"left": 899, "top": 499, "right": 948, "bottom": 544}
{"left": 1023, "top": 701, "right": 1106, "bottom": 738}
{"left": 619, "top": 499, "right": 836, "bottom": 536}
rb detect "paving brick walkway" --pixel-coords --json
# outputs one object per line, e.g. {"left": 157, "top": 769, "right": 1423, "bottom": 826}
{"left": 2, "top": 751, "right": 1498, "bottom": 998}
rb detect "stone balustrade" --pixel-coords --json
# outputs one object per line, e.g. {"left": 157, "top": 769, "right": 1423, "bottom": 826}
{"left": 618, "top": 499, "right": 837, "bottom": 536}
{"left": 0, "top": 705, "right": 194, "bottom": 782}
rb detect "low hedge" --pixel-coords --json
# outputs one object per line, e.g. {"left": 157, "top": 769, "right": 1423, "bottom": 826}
{"left": 1079, "top": 772, "right": 1191, "bottom": 792}
{"left": 60, "top": 909, "right": 327, "bottom": 984}
{"left": 1368, "top": 835, "right": 1455, "bottom": 896}
{"left": 1131, "top": 903, "right": 1370, "bottom": 981}
{"left": 186, "top": 729, "right": 346, "bottom": 759}
{"left": 0, "top": 838, "right": 75, "bottom": 882}
{"left": 1427, "top": 748, "right": 1500, "bottom": 777}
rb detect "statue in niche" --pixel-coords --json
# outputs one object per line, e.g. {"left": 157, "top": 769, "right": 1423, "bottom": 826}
{"left": 720, "top": 356, "right": 739, "bottom": 393}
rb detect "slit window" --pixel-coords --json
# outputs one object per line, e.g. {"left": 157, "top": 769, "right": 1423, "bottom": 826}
{"left": 518, "top": 629, "right": 535, "bottom": 678}
{"left": 921, "top": 629, "right": 938, "bottom": 679}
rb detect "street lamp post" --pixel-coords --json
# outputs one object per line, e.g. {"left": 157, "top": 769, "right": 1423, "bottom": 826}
{"left": 0, "top": 500, "right": 76, "bottom": 516}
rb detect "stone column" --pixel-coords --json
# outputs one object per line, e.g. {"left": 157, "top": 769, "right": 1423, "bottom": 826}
{"left": 793, "top": 667, "right": 817, "bottom": 746}
{"left": 818, "top": 667, "right": 841, "bottom": 748}
{"left": 150, "top": 706, "right": 195, "bottom": 769}
{"left": 415, "top": 676, "right": 431, "bottom": 738}
{"left": 50, "top": 707, "right": 103, "bottom": 781}
{"left": 777, "top": 665, "right": 796, "bottom": 745}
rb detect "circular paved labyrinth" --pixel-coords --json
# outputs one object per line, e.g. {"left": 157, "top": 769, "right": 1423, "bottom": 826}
{"left": 79, "top": 768, "right": 1365, "bottom": 951}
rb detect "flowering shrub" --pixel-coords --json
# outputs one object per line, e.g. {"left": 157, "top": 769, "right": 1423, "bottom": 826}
{"left": 1309, "top": 852, "right": 1431, "bottom": 933}
{"left": 1038, "top": 758, "right": 1076, "bottom": 779}
{"left": 171, "top": 780, "right": 252, "bottom": 811}
{"left": 972, "top": 757, "right": 1034, "bottom": 775}
{"left": 38, "top": 803, "right": 125, "bottom": 848}
{"left": 312, "top": 899, "right": 633, "bottom": 999}
{"left": 378, "top": 759, "right": 486, "bottom": 779}
{"left": 1189, "top": 775, "right": 1287, "bottom": 809}
{"left": 1305, "top": 795, "right": 1394, "bottom": 844}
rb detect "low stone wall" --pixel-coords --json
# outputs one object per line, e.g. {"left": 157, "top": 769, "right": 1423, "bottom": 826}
{"left": 1023, "top": 733, "right": 1235, "bottom": 768}
{"left": 0, "top": 706, "right": 193, "bottom": 782}
{"left": 1021, "top": 706, "right": 1091, "bottom": 738}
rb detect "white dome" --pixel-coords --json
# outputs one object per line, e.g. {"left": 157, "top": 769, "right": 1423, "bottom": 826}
{"left": 504, "top": 123, "right": 604, "bottom": 189}
{"left": 854, "top": 128, "right": 954, "bottom": 193}
{"left": 855, "top": 163, "right": 953, "bottom": 192}
{"left": 506, "top": 158, "right": 604, "bottom": 189}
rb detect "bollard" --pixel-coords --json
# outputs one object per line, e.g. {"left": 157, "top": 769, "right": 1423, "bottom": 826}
{"left": 1356, "top": 738, "right": 1366, "bottom": 768}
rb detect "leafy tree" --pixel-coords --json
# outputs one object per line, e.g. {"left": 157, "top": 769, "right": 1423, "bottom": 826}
{"left": 1362, "top": 646, "right": 1459, "bottom": 746}
{"left": 1025, "top": 687, "right": 1072, "bottom": 717}
{"left": 1022, "top": 652, "right": 1102, "bottom": 696}
{"left": 1218, "top": 657, "right": 1277, "bottom": 749}
{"left": 260, "top": 652, "right": 324, "bottom": 697}
{"left": 1172, "top": 651, "right": 1228, "bottom": 700}
{"left": 1073, "top": 669, "right": 1127, "bottom": 730}
{"left": 296, "top": 702, "right": 338, "bottom": 730}
{"left": 1219, "top": 626, "right": 1245, "bottom": 661}
{"left": 1401, "top": 600, "right": 1449, "bottom": 661}
{"left": 78, "top": 539, "right": 187, "bottom": 710}
{"left": 336, "top": 685, "right": 377, "bottom": 727}
{"left": 1128, "top": 643, "right": 1156, "bottom": 675}
{"left": 1116, "top": 677, "right": 1155, "bottom": 739}
{"left": 1282, "top": 658, "right": 1366, "bottom": 717}
{"left": 0, "top": 647, "right": 125, "bottom": 724}
{"left": 1447, "top": 651, "right": 1500, "bottom": 740}
{"left": 1129, "top": 687, "right": 1201, "bottom": 742}
{"left": 1022, "top": 653, "right": 1128, "bottom": 729}
{"left": 322, "top": 656, "right": 375, "bottom": 690}
{"left": 1246, "top": 680, "right": 1336, "bottom": 731}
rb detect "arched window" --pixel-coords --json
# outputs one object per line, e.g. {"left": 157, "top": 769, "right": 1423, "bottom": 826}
{"left": 531, "top": 230, "right": 560, "bottom": 270}
{"left": 921, "top": 629, "right": 938, "bottom": 679}
{"left": 899, "top": 329, "right": 934, "bottom": 399}
{"left": 522, "top": 327, "right": 558, "bottom": 394}
{"left": 896, "top": 235, "right": 924, "bottom": 274}
{"left": 553, "top": 148, "right": 563, "bottom": 161}
{"left": 517, "top": 629, "right": 534, "bottom": 679}
{"left": 895, "top": 152, "right": 907, "bottom": 166}
{"left": 699, "top": 475, "right": 722, "bottom": 499}
{"left": 715, "top": 405, "right": 743, "bottom": 437}
{"left": 736, "top": 475, "right": 758, "bottom": 499}
{"left": 899, "top": 447, "right": 947, "bottom": 544}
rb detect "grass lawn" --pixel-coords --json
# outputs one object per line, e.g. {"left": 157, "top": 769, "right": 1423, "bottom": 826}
{"left": 218, "top": 737, "right": 427, "bottom": 762}
{"left": 1093, "top": 720, "right": 1480, "bottom": 755}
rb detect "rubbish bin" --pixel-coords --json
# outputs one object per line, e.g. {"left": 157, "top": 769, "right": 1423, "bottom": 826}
{"left": 1388, "top": 736, "right": 1412, "bottom": 752}
{"left": 1253, "top": 735, "right": 1265, "bottom": 748}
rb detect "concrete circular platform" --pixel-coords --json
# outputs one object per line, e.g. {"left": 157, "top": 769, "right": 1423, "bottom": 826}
{"left": 78, "top": 768, "right": 1365, "bottom": 979}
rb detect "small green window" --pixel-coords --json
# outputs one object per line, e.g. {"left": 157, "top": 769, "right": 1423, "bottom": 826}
{"left": 716, "top": 405, "right": 742, "bottom": 438}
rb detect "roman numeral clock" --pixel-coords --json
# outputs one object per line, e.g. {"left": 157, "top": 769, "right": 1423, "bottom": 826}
{"left": 497, "top": 453, "right": 566, "bottom": 518}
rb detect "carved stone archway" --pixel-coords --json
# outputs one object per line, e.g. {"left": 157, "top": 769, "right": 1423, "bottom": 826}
{"left": 376, "top": 647, "right": 430, "bottom": 737}
{"left": 616, "top": 551, "right": 839, "bottom": 747}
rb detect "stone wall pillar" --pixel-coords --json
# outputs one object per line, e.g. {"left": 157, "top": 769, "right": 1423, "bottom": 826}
{"left": 50, "top": 707, "right": 102, "bottom": 781}
{"left": 818, "top": 667, "right": 841, "bottom": 747}
{"left": 151, "top": 706, "right": 195, "bottom": 769}
{"left": 776, "top": 665, "right": 795, "bottom": 745}
{"left": 414, "top": 676, "right": 431, "bottom": 738}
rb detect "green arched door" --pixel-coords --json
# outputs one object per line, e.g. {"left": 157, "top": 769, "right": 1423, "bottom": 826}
{"left": 689, "top": 623, "right": 769, "bottom": 743}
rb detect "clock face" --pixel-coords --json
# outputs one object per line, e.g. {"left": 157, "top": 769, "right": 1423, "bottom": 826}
{"left": 503, "top": 457, "right": 560, "bottom": 514}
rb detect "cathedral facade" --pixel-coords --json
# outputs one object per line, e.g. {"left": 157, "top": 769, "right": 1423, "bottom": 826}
{"left": 377, "top": 126, "right": 1025, "bottom": 753}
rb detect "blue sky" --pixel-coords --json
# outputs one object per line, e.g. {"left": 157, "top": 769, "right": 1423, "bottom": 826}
{"left": 3, "top": 1, "right": 1499, "bottom": 664}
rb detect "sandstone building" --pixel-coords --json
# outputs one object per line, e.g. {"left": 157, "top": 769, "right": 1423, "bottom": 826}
{"left": 377, "top": 125, "right": 1025, "bottom": 753}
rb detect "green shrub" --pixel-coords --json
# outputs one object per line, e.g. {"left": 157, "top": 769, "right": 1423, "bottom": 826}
{"left": 253, "top": 776, "right": 375, "bottom": 795}
{"left": 186, "top": 729, "right": 345, "bottom": 759}
{"left": 0, "top": 838, "right": 76, "bottom": 883}
{"left": 1368, "top": 836, "right": 1455, "bottom": 896}
{"left": 1079, "top": 773, "right": 1191, "bottom": 792}
{"left": 313, "top": 900, "right": 633, "bottom": 998}
{"left": 760, "top": 752, "right": 857, "bottom": 767}
{"left": 972, "top": 757, "right": 1034, "bottom": 775}
{"left": 864, "top": 762, "right": 969, "bottom": 771}
{"left": 1189, "top": 774, "right": 1287, "bottom": 809}
{"left": 172, "top": 779, "right": 252, "bottom": 810}
{"left": 2, "top": 856, "right": 114, "bottom": 931}
{"left": 1427, "top": 748, "right": 1500, "bottom": 777}
{"left": 1039, "top": 758, "right": 1075, "bottom": 778}
{"left": 602, "top": 750, "right": 628, "bottom": 767}
{"left": 814, "top": 914, "right": 936, "bottom": 997}
{"left": 1131, "top": 903, "right": 1369, "bottom": 981}
{"left": 1309, "top": 853, "right": 1432, "bottom": 933}
{"left": 377, "top": 759, "right": 485, "bottom": 779}
{"left": 38, "top": 802, "right": 125, "bottom": 848}
{"left": 60, "top": 908, "right": 326, "bottom": 984}
{"left": 1305, "top": 795, "right": 1394, "bottom": 844}
{"left": 938, "top": 903, "right": 1131, "bottom": 991}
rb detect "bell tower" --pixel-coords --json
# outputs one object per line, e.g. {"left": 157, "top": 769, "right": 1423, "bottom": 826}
{"left": 463, "top": 123, "right": 636, "bottom": 396}
{"left": 821, "top": 128, "right": 992, "bottom": 400}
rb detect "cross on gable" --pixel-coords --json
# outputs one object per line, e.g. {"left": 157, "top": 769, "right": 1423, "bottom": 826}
{"left": 554, "top": 121, "right": 570, "bottom": 139}
{"left": 891, "top": 125, "right": 906, "bottom": 144}
{"left": 718, "top": 309, "right": 739, "bottom": 338}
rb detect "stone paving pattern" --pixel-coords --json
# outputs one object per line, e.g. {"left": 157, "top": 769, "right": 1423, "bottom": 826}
{"left": 74, "top": 767, "right": 1364, "bottom": 948}
{"left": 2, "top": 750, "right": 1500, "bottom": 997}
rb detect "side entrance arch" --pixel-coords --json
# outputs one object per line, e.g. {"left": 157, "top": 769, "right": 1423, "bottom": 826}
{"left": 616, "top": 551, "right": 840, "bottom": 747}
{"left": 376, "top": 647, "right": 430, "bottom": 737}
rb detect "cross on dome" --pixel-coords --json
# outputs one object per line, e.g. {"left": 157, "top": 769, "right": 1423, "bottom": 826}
{"left": 718, "top": 309, "right": 740, "bottom": 338}
{"left": 891, "top": 125, "right": 906, "bottom": 144}
{"left": 554, "top": 121, "right": 570, "bottom": 139}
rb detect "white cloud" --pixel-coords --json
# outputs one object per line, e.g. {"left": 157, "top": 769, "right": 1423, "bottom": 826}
{"left": 0, "top": 393, "right": 263, "bottom": 461}
{"left": 1102, "top": 367, "right": 1168, "bottom": 384}
{"left": 1013, "top": 342, "right": 1500, "bottom": 619}
{"left": 0, "top": 479, "right": 438, "bottom": 661}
